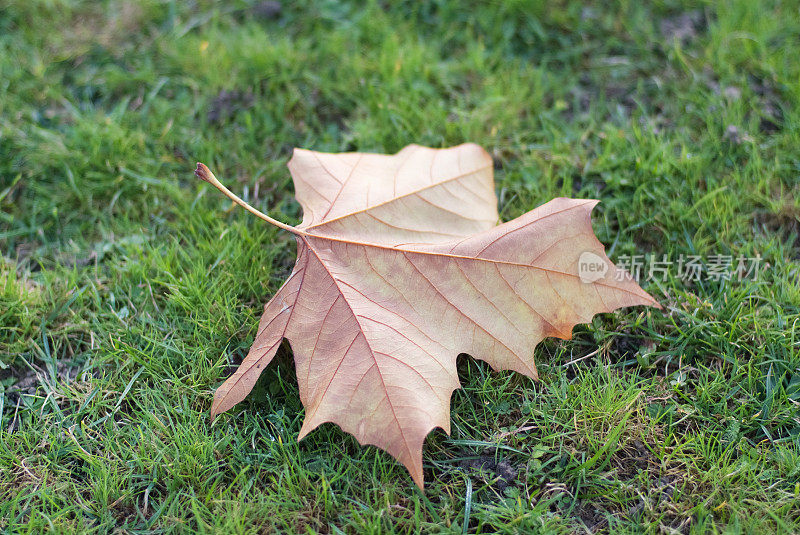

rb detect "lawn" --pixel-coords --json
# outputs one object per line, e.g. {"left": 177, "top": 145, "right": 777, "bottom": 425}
{"left": 2, "top": 0, "right": 800, "bottom": 533}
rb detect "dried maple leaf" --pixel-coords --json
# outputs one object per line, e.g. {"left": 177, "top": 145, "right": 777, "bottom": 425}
{"left": 197, "top": 143, "right": 660, "bottom": 488}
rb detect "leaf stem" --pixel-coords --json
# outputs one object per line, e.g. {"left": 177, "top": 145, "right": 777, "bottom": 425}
{"left": 195, "top": 163, "right": 302, "bottom": 235}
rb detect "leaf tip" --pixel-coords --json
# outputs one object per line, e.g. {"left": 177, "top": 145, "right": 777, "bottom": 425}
{"left": 209, "top": 395, "right": 227, "bottom": 421}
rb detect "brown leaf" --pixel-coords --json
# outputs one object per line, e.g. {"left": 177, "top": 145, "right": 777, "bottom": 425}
{"left": 199, "top": 143, "right": 660, "bottom": 489}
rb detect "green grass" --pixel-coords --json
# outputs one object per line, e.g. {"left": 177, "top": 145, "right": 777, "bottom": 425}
{"left": 2, "top": 0, "right": 800, "bottom": 532}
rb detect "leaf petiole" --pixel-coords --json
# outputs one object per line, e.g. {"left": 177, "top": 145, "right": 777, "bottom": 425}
{"left": 195, "top": 162, "right": 302, "bottom": 236}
